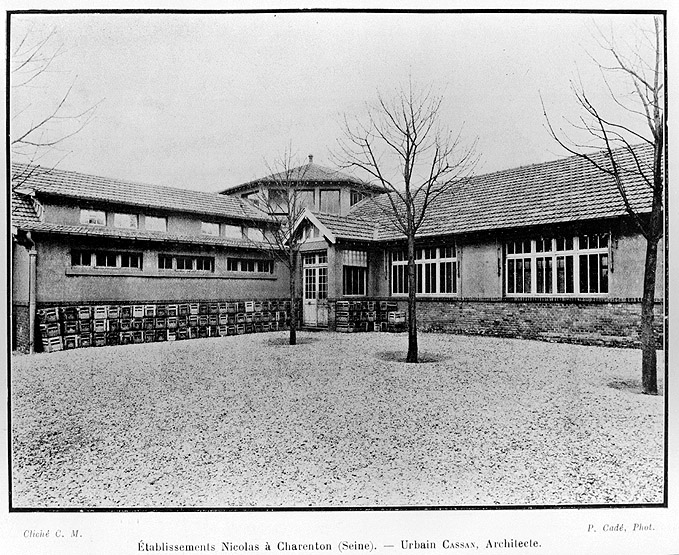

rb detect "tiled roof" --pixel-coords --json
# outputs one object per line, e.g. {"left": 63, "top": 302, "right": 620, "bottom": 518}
{"left": 221, "top": 162, "right": 385, "bottom": 194}
{"left": 349, "top": 144, "right": 656, "bottom": 241}
{"left": 11, "top": 164, "right": 272, "bottom": 223}
{"left": 11, "top": 191, "right": 40, "bottom": 225}
{"left": 12, "top": 220, "right": 269, "bottom": 249}
{"left": 313, "top": 212, "right": 379, "bottom": 242}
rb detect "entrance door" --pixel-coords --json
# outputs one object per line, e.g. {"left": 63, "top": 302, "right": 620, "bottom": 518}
{"left": 303, "top": 253, "right": 328, "bottom": 326}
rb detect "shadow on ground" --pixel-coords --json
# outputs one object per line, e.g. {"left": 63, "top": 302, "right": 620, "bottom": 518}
{"left": 267, "top": 336, "right": 320, "bottom": 346}
{"left": 608, "top": 378, "right": 664, "bottom": 396}
{"left": 376, "top": 351, "right": 443, "bottom": 363}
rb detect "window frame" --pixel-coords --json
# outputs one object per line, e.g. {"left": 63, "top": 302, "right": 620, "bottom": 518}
{"left": 145, "top": 215, "right": 167, "bottom": 232}
{"left": 201, "top": 222, "right": 220, "bottom": 236}
{"left": 391, "top": 245, "right": 458, "bottom": 297}
{"left": 70, "top": 249, "right": 143, "bottom": 270}
{"left": 319, "top": 189, "right": 341, "bottom": 213}
{"left": 79, "top": 209, "right": 106, "bottom": 226}
{"left": 113, "top": 212, "right": 139, "bottom": 230}
{"left": 158, "top": 254, "right": 216, "bottom": 273}
{"left": 226, "top": 257, "right": 275, "bottom": 274}
{"left": 505, "top": 233, "right": 610, "bottom": 297}
{"left": 343, "top": 265, "right": 367, "bottom": 297}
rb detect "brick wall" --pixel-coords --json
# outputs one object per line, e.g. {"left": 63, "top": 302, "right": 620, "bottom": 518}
{"left": 12, "top": 303, "right": 31, "bottom": 353}
{"left": 329, "top": 297, "right": 664, "bottom": 349}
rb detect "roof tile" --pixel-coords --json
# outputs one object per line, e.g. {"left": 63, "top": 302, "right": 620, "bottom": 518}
{"left": 350, "top": 144, "right": 656, "bottom": 240}
{"left": 12, "top": 164, "right": 271, "bottom": 223}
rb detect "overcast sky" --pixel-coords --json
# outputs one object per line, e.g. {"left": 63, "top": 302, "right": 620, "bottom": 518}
{"left": 9, "top": 10, "right": 661, "bottom": 193}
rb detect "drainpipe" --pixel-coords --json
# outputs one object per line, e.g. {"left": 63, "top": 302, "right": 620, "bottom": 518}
{"left": 25, "top": 232, "right": 37, "bottom": 354}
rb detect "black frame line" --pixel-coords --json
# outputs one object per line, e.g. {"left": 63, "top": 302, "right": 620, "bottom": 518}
{"left": 5, "top": 7, "right": 671, "bottom": 514}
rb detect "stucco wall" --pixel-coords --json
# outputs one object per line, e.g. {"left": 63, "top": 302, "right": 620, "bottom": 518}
{"left": 613, "top": 230, "right": 664, "bottom": 299}
{"left": 12, "top": 240, "right": 30, "bottom": 303}
{"left": 41, "top": 199, "right": 247, "bottom": 235}
{"left": 459, "top": 238, "right": 502, "bottom": 298}
{"left": 33, "top": 235, "right": 289, "bottom": 305}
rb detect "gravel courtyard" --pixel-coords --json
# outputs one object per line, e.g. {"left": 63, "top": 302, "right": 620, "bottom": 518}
{"left": 11, "top": 331, "right": 665, "bottom": 508}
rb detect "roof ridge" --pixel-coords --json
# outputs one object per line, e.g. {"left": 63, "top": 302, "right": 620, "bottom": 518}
{"left": 12, "top": 163, "right": 232, "bottom": 199}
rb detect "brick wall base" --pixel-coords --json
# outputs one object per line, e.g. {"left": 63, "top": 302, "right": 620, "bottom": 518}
{"left": 329, "top": 297, "right": 664, "bottom": 349}
{"left": 12, "top": 304, "right": 31, "bottom": 353}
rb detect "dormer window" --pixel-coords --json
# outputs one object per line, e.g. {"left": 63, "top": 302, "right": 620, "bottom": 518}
{"left": 80, "top": 209, "right": 105, "bottom": 226}
{"left": 245, "top": 227, "right": 264, "bottom": 242}
{"left": 201, "top": 222, "right": 220, "bottom": 236}
{"left": 113, "top": 213, "right": 138, "bottom": 229}
{"left": 145, "top": 215, "right": 167, "bottom": 232}
{"left": 223, "top": 224, "right": 242, "bottom": 239}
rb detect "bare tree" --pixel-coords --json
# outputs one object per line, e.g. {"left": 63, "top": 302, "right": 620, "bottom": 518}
{"left": 244, "top": 148, "right": 313, "bottom": 346}
{"left": 542, "top": 16, "right": 664, "bottom": 395}
{"left": 337, "top": 82, "right": 478, "bottom": 363}
{"left": 10, "top": 21, "right": 100, "bottom": 183}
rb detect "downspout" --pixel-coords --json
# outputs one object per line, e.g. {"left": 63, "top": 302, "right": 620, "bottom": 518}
{"left": 25, "top": 232, "right": 37, "bottom": 354}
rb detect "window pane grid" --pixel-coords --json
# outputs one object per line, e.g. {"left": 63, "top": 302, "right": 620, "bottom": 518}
{"left": 506, "top": 233, "right": 608, "bottom": 296}
{"left": 391, "top": 245, "right": 457, "bottom": 296}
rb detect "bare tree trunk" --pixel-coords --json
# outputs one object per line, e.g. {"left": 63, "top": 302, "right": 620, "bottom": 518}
{"left": 289, "top": 249, "right": 297, "bottom": 346}
{"left": 406, "top": 232, "right": 418, "bottom": 363}
{"left": 641, "top": 236, "right": 659, "bottom": 395}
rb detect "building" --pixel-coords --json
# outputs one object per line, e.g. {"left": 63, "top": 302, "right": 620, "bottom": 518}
{"left": 219, "top": 155, "right": 386, "bottom": 216}
{"left": 11, "top": 164, "right": 291, "bottom": 353}
{"left": 289, "top": 145, "right": 664, "bottom": 346}
{"left": 10, "top": 144, "right": 664, "bottom": 352}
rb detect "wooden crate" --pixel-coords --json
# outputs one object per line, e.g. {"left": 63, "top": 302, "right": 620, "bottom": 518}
{"left": 108, "top": 305, "right": 121, "bottom": 319}
{"left": 120, "top": 305, "right": 133, "bottom": 319}
{"left": 61, "top": 306, "right": 79, "bottom": 321}
{"left": 43, "top": 336, "right": 64, "bottom": 352}
{"left": 94, "top": 305, "right": 108, "bottom": 319}
{"left": 39, "top": 308, "right": 59, "bottom": 323}
{"left": 78, "top": 306, "right": 92, "bottom": 320}
{"left": 63, "top": 335, "right": 80, "bottom": 349}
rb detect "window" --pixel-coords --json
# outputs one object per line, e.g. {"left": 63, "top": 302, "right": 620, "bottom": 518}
{"left": 158, "top": 255, "right": 173, "bottom": 270}
{"left": 145, "top": 216, "right": 167, "bottom": 232}
{"left": 159, "top": 255, "right": 215, "bottom": 272}
{"left": 201, "top": 222, "right": 220, "bottom": 236}
{"left": 391, "top": 246, "right": 457, "bottom": 296}
{"left": 304, "top": 268, "right": 317, "bottom": 299}
{"left": 113, "top": 213, "right": 138, "bottom": 229}
{"left": 578, "top": 233, "right": 609, "bottom": 294}
{"left": 505, "top": 233, "right": 609, "bottom": 296}
{"left": 343, "top": 267, "right": 366, "bottom": 296}
{"left": 80, "top": 209, "right": 105, "bottom": 226}
{"left": 304, "top": 225, "right": 321, "bottom": 241}
{"left": 71, "top": 250, "right": 92, "bottom": 266}
{"left": 506, "top": 240, "right": 532, "bottom": 294}
{"left": 350, "top": 190, "right": 368, "bottom": 206}
{"left": 319, "top": 189, "right": 341, "bottom": 213}
{"left": 96, "top": 252, "right": 118, "bottom": 267}
{"left": 269, "top": 189, "right": 288, "bottom": 213}
{"left": 223, "top": 224, "right": 242, "bottom": 239}
{"left": 227, "top": 258, "right": 274, "bottom": 273}
{"left": 245, "top": 227, "right": 264, "bottom": 242}
{"left": 258, "top": 260, "right": 273, "bottom": 273}
{"left": 304, "top": 253, "right": 328, "bottom": 299}
{"left": 71, "top": 250, "right": 142, "bottom": 270}
{"left": 297, "top": 190, "right": 315, "bottom": 211}
{"left": 318, "top": 266, "right": 328, "bottom": 300}
{"left": 121, "top": 253, "right": 142, "bottom": 268}
{"left": 195, "top": 257, "right": 215, "bottom": 272}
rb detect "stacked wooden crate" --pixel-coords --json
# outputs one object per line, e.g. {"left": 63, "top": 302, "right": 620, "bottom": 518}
{"left": 36, "top": 299, "right": 293, "bottom": 353}
{"left": 334, "top": 300, "right": 405, "bottom": 333}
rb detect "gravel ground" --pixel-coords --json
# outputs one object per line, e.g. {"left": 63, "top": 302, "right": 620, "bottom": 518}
{"left": 11, "top": 331, "right": 665, "bottom": 508}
